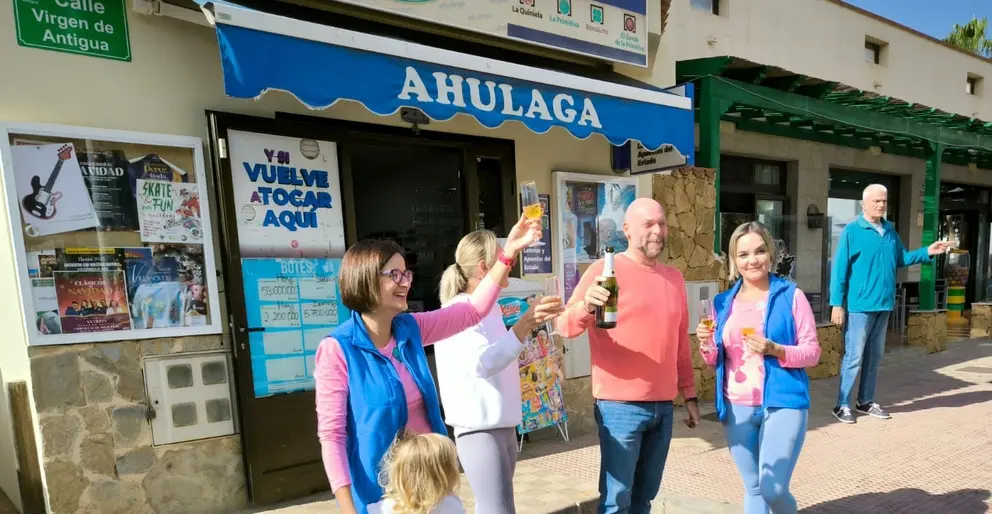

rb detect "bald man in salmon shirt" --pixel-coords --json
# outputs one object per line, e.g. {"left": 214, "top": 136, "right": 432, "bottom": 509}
{"left": 557, "top": 198, "right": 699, "bottom": 514}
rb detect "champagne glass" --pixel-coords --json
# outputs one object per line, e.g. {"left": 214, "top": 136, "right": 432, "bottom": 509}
{"left": 520, "top": 181, "right": 542, "bottom": 220}
{"left": 741, "top": 327, "right": 757, "bottom": 356}
{"left": 544, "top": 275, "right": 562, "bottom": 336}
{"left": 520, "top": 181, "right": 545, "bottom": 246}
{"left": 699, "top": 300, "right": 715, "bottom": 351}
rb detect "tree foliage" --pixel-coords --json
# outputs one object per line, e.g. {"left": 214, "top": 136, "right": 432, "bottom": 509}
{"left": 944, "top": 17, "right": 992, "bottom": 58}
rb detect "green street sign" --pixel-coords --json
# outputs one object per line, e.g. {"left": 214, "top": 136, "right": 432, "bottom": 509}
{"left": 12, "top": 0, "right": 131, "bottom": 62}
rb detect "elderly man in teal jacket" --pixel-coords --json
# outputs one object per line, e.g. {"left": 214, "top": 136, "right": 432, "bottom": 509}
{"left": 829, "top": 184, "right": 952, "bottom": 424}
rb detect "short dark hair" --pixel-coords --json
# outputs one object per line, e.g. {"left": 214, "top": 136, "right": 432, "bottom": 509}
{"left": 340, "top": 239, "right": 405, "bottom": 313}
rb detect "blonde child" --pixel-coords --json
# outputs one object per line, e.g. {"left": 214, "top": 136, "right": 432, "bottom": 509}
{"left": 370, "top": 432, "right": 465, "bottom": 514}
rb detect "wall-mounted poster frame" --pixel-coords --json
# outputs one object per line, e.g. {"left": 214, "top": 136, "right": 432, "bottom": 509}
{"left": 0, "top": 122, "right": 222, "bottom": 346}
{"left": 552, "top": 171, "right": 641, "bottom": 379}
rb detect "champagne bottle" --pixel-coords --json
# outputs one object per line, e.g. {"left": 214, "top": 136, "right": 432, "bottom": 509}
{"left": 596, "top": 246, "right": 619, "bottom": 329}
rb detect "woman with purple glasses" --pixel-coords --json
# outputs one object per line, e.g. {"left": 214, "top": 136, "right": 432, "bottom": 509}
{"left": 314, "top": 215, "right": 543, "bottom": 514}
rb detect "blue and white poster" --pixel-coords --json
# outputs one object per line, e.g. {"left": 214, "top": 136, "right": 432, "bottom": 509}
{"left": 227, "top": 130, "right": 346, "bottom": 259}
{"left": 241, "top": 257, "right": 348, "bottom": 398}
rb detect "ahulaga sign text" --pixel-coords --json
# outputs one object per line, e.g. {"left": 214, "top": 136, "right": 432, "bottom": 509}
{"left": 398, "top": 66, "right": 602, "bottom": 129}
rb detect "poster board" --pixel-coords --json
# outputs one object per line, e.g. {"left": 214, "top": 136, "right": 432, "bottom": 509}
{"left": 497, "top": 279, "right": 568, "bottom": 442}
{"left": 240, "top": 257, "right": 348, "bottom": 397}
{"left": 552, "top": 172, "right": 641, "bottom": 379}
{"left": 0, "top": 122, "right": 222, "bottom": 346}
{"left": 225, "top": 130, "right": 348, "bottom": 398}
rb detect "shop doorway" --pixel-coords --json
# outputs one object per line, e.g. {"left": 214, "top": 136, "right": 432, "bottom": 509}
{"left": 716, "top": 156, "right": 791, "bottom": 269}
{"left": 937, "top": 183, "right": 991, "bottom": 321}
{"left": 207, "top": 112, "right": 517, "bottom": 505}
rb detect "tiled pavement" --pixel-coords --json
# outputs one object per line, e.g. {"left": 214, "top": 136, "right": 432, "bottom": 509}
{"left": 242, "top": 339, "right": 992, "bottom": 514}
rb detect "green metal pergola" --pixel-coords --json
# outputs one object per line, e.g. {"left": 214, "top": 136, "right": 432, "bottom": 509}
{"left": 678, "top": 56, "right": 992, "bottom": 310}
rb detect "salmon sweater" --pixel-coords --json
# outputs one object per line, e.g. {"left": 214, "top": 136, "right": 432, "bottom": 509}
{"left": 556, "top": 254, "right": 696, "bottom": 402}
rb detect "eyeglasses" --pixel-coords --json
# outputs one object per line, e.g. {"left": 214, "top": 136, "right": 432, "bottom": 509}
{"left": 381, "top": 269, "right": 414, "bottom": 285}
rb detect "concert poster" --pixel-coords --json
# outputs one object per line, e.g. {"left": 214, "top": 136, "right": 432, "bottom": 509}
{"left": 54, "top": 271, "right": 132, "bottom": 334}
{"left": 10, "top": 143, "right": 99, "bottom": 237}
{"left": 79, "top": 150, "right": 139, "bottom": 230}
{"left": 55, "top": 247, "right": 127, "bottom": 274}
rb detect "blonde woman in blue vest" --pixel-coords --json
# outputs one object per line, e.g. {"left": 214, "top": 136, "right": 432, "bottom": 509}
{"left": 696, "top": 222, "right": 821, "bottom": 514}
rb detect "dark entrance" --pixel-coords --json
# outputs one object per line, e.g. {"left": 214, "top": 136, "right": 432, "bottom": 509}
{"left": 207, "top": 111, "right": 517, "bottom": 505}
{"left": 937, "top": 182, "right": 991, "bottom": 307}
{"left": 716, "top": 155, "right": 790, "bottom": 255}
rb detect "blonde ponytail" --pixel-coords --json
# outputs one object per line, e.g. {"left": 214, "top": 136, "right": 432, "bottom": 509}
{"left": 439, "top": 264, "right": 468, "bottom": 305}
{"left": 439, "top": 230, "right": 500, "bottom": 303}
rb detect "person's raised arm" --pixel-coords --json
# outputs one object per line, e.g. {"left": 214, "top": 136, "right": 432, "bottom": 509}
{"left": 415, "top": 215, "right": 544, "bottom": 345}
{"left": 897, "top": 235, "right": 934, "bottom": 268}
{"left": 314, "top": 338, "right": 356, "bottom": 514}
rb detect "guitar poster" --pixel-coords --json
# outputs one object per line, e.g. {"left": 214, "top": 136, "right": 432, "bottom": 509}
{"left": 135, "top": 179, "right": 204, "bottom": 244}
{"left": 11, "top": 143, "right": 99, "bottom": 237}
{"left": 79, "top": 150, "right": 139, "bottom": 230}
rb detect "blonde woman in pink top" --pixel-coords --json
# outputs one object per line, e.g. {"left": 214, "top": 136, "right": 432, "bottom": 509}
{"left": 313, "top": 215, "right": 542, "bottom": 514}
{"left": 696, "top": 222, "right": 821, "bottom": 514}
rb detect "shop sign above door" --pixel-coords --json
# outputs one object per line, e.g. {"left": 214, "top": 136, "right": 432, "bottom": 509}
{"left": 329, "top": 0, "right": 649, "bottom": 67}
{"left": 12, "top": 0, "right": 131, "bottom": 62}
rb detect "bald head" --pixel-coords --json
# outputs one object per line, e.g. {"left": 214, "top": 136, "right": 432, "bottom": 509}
{"left": 625, "top": 198, "right": 665, "bottom": 226}
{"left": 622, "top": 198, "right": 667, "bottom": 263}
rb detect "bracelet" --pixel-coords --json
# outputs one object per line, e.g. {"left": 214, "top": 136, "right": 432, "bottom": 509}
{"left": 685, "top": 397, "right": 698, "bottom": 404}
{"left": 497, "top": 248, "right": 516, "bottom": 267}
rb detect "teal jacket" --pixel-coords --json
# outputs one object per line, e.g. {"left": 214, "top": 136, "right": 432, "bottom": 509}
{"left": 829, "top": 216, "right": 931, "bottom": 313}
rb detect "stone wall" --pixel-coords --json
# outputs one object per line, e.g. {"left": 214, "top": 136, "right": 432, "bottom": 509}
{"left": 652, "top": 168, "right": 728, "bottom": 285}
{"left": 907, "top": 310, "right": 948, "bottom": 354}
{"left": 559, "top": 376, "right": 595, "bottom": 436}
{"left": 30, "top": 336, "right": 246, "bottom": 514}
{"left": 810, "top": 323, "right": 843, "bottom": 379}
{"left": 970, "top": 303, "right": 992, "bottom": 338}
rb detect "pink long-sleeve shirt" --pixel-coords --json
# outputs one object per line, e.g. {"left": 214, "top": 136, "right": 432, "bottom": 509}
{"left": 700, "top": 288, "right": 821, "bottom": 405}
{"left": 556, "top": 255, "right": 696, "bottom": 402}
{"left": 313, "top": 277, "right": 501, "bottom": 494}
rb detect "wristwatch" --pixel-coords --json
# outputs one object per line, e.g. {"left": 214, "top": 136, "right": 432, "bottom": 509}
{"left": 685, "top": 397, "right": 698, "bottom": 404}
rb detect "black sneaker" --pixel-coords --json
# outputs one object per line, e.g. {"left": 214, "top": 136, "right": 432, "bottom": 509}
{"left": 856, "top": 402, "right": 891, "bottom": 419}
{"left": 833, "top": 406, "right": 856, "bottom": 424}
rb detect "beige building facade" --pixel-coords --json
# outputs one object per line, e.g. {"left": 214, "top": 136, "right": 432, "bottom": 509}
{"left": 669, "top": 0, "right": 992, "bottom": 322}
{"left": 0, "top": 1, "right": 694, "bottom": 512}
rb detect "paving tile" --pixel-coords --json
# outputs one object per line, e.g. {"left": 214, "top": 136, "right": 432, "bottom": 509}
{"left": 240, "top": 340, "right": 992, "bottom": 514}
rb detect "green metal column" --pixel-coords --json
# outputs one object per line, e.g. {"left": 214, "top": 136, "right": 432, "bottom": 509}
{"left": 698, "top": 77, "right": 730, "bottom": 251}
{"left": 919, "top": 142, "right": 944, "bottom": 311}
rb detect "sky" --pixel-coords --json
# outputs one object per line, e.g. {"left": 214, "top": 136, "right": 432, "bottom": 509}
{"left": 845, "top": 0, "right": 991, "bottom": 40}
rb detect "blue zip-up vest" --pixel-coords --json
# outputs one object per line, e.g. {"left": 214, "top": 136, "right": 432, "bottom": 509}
{"left": 712, "top": 275, "right": 811, "bottom": 422}
{"left": 331, "top": 311, "right": 448, "bottom": 514}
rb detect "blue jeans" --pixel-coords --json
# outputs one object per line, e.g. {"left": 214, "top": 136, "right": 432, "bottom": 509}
{"left": 723, "top": 404, "right": 808, "bottom": 514}
{"left": 836, "top": 311, "right": 890, "bottom": 408}
{"left": 594, "top": 400, "right": 673, "bottom": 514}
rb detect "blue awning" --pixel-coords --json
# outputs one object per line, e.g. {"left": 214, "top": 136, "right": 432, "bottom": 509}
{"left": 196, "top": 1, "right": 694, "bottom": 156}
